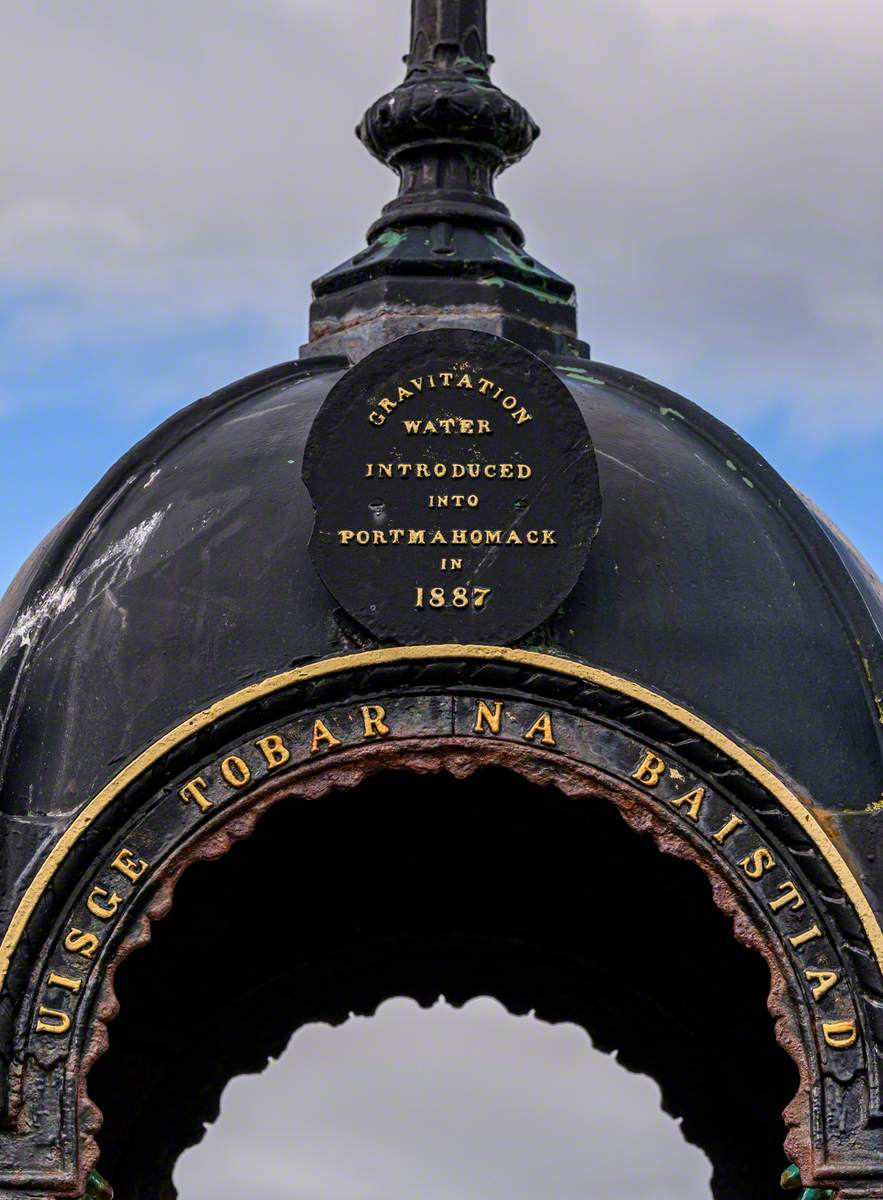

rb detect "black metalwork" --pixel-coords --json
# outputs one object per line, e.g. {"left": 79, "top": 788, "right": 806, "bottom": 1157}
{"left": 359, "top": 0, "right": 536, "bottom": 241}
{"left": 302, "top": 329, "right": 601, "bottom": 643}
{"left": 2, "top": 2, "right": 883, "bottom": 1198}
{"left": 304, "top": 0, "right": 586, "bottom": 361}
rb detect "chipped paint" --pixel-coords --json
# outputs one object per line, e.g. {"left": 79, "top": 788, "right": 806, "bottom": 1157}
{"left": 659, "top": 406, "right": 685, "bottom": 420}
{"left": 862, "top": 656, "right": 883, "bottom": 726}
{"left": 376, "top": 229, "right": 407, "bottom": 249}
{"left": 842, "top": 798, "right": 883, "bottom": 817}
{"left": 559, "top": 366, "right": 608, "bottom": 386}
{"left": 483, "top": 275, "right": 574, "bottom": 306}
{"left": 0, "top": 510, "right": 167, "bottom": 663}
{"left": 724, "top": 457, "right": 755, "bottom": 489}
{"left": 485, "top": 233, "right": 543, "bottom": 277}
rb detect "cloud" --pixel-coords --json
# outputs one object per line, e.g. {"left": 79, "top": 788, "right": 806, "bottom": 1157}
{"left": 174, "top": 997, "right": 711, "bottom": 1200}
{"left": 0, "top": 0, "right": 881, "bottom": 435}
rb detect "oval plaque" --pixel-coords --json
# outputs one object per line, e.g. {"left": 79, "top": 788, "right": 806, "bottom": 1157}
{"left": 303, "top": 329, "right": 601, "bottom": 643}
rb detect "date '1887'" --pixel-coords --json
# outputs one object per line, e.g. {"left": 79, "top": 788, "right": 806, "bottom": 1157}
{"left": 415, "top": 586, "right": 491, "bottom": 610}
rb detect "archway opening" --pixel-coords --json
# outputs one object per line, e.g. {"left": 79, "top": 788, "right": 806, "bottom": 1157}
{"left": 88, "top": 765, "right": 799, "bottom": 1199}
{"left": 173, "top": 995, "right": 712, "bottom": 1199}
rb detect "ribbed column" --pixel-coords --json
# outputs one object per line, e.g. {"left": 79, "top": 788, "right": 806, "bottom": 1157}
{"left": 407, "top": 0, "right": 489, "bottom": 74}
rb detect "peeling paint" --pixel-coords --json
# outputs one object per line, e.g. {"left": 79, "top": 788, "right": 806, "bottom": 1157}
{"left": 376, "top": 229, "right": 407, "bottom": 250}
{"left": 483, "top": 275, "right": 574, "bottom": 306}
{"left": 724, "top": 458, "right": 755, "bottom": 489}
{"left": 559, "top": 366, "right": 607, "bottom": 386}
{"left": 837, "top": 782, "right": 883, "bottom": 816}
{"left": 485, "top": 233, "right": 542, "bottom": 277}
{"left": 0, "top": 510, "right": 167, "bottom": 663}
{"left": 862, "top": 656, "right": 883, "bottom": 725}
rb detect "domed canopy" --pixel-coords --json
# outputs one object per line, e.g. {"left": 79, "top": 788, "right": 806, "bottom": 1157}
{"left": 0, "top": 4, "right": 882, "bottom": 1200}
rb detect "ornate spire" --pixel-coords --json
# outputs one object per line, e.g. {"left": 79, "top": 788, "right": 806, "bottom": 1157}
{"left": 302, "top": 0, "right": 587, "bottom": 363}
{"left": 358, "top": 0, "right": 537, "bottom": 242}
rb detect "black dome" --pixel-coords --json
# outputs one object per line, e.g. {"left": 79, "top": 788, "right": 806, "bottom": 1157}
{"left": 2, "top": 6, "right": 882, "bottom": 1199}
{"left": 1, "top": 350, "right": 881, "bottom": 928}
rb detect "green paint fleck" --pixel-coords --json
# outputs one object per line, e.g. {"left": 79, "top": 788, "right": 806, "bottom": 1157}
{"left": 376, "top": 229, "right": 406, "bottom": 249}
{"left": 560, "top": 366, "right": 608, "bottom": 386}
{"left": 659, "top": 406, "right": 685, "bottom": 420}
{"left": 485, "top": 233, "right": 544, "bottom": 276}
{"left": 780, "top": 1163, "right": 834, "bottom": 1200}
{"left": 484, "top": 275, "right": 575, "bottom": 306}
{"left": 85, "top": 1170, "right": 114, "bottom": 1200}
{"left": 287, "top": 459, "right": 295, "bottom": 465}
{"left": 722, "top": 457, "right": 754, "bottom": 487}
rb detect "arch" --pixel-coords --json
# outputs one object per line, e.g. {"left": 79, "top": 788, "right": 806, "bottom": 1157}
{"left": 1, "top": 646, "right": 881, "bottom": 989}
{"left": 1, "top": 650, "right": 881, "bottom": 1197}
{"left": 87, "top": 749, "right": 800, "bottom": 1200}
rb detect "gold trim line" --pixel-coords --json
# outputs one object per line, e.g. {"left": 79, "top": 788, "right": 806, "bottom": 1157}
{"left": 1, "top": 644, "right": 880, "bottom": 987}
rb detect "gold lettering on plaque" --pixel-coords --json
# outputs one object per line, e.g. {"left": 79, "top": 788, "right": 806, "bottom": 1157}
{"left": 220, "top": 755, "right": 252, "bottom": 789}
{"left": 256, "top": 734, "right": 291, "bottom": 770}
{"left": 361, "top": 705, "right": 391, "bottom": 739}
{"left": 738, "top": 848, "right": 776, "bottom": 879}
{"left": 111, "top": 848, "right": 149, "bottom": 883}
{"left": 805, "top": 969, "right": 839, "bottom": 1000}
{"left": 789, "top": 925, "right": 822, "bottom": 949}
{"left": 46, "top": 972, "right": 82, "bottom": 995}
{"left": 523, "top": 713, "right": 556, "bottom": 747}
{"left": 35, "top": 1006, "right": 71, "bottom": 1035}
{"left": 310, "top": 719, "right": 342, "bottom": 754}
{"left": 64, "top": 929, "right": 100, "bottom": 959}
{"left": 632, "top": 752, "right": 666, "bottom": 787}
{"left": 822, "top": 1020, "right": 857, "bottom": 1049}
{"left": 367, "top": 372, "right": 534, "bottom": 427}
{"left": 179, "top": 775, "right": 212, "bottom": 812}
{"left": 670, "top": 787, "right": 705, "bottom": 821}
{"left": 769, "top": 880, "right": 805, "bottom": 913}
{"left": 712, "top": 813, "right": 745, "bottom": 844}
{"left": 474, "top": 700, "right": 503, "bottom": 735}
{"left": 86, "top": 887, "right": 123, "bottom": 920}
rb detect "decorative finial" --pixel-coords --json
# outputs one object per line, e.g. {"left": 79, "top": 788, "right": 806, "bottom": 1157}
{"left": 358, "top": 0, "right": 537, "bottom": 241}
{"left": 303, "top": 0, "right": 587, "bottom": 363}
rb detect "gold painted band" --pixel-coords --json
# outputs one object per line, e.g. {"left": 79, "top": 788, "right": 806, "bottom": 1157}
{"left": 1, "top": 644, "right": 879, "bottom": 988}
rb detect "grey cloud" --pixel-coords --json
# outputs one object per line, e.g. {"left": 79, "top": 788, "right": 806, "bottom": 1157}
{"left": 174, "top": 998, "right": 711, "bottom": 1200}
{"left": 0, "top": 0, "right": 881, "bottom": 432}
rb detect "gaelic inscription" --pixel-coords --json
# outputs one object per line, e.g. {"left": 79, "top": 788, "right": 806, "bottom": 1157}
{"left": 303, "top": 329, "right": 601, "bottom": 642}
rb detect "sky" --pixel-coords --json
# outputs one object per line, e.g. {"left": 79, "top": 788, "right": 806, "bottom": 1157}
{"left": 0, "top": 0, "right": 882, "bottom": 590}
{"left": 174, "top": 998, "right": 710, "bottom": 1200}
{"left": 1, "top": 0, "right": 880, "bottom": 1193}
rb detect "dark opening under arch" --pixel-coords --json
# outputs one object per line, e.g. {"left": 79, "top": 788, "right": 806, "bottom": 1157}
{"left": 88, "top": 765, "right": 799, "bottom": 1200}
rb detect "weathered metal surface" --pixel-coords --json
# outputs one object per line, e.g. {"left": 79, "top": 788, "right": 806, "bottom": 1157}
{"left": 0, "top": 0, "right": 882, "bottom": 1195}
{"left": 302, "top": 0, "right": 585, "bottom": 361}
{"left": 783, "top": 1163, "right": 836, "bottom": 1200}
{"left": 3, "top": 657, "right": 883, "bottom": 1194}
{"left": 303, "top": 329, "right": 600, "bottom": 642}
